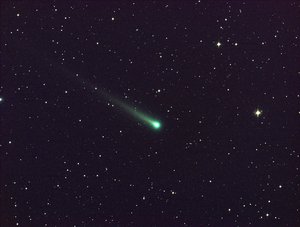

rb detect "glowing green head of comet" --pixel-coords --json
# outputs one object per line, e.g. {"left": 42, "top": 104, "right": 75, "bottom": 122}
{"left": 151, "top": 121, "right": 161, "bottom": 130}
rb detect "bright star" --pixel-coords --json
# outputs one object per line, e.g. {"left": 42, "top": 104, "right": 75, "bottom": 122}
{"left": 216, "top": 42, "right": 222, "bottom": 47}
{"left": 254, "top": 109, "right": 262, "bottom": 117}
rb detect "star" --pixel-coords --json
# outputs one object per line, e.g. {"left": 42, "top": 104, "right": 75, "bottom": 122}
{"left": 254, "top": 109, "right": 262, "bottom": 117}
{"left": 216, "top": 41, "right": 222, "bottom": 47}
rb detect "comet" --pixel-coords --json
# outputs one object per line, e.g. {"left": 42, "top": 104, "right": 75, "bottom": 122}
{"left": 71, "top": 76, "right": 162, "bottom": 130}
{"left": 70, "top": 72, "right": 162, "bottom": 130}
{"left": 124, "top": 106, "right": 162, "bottom": 130}
{"left": 106, "top": 95, "right": 162, "bottom": 130}
{"left": 16, "top": 42, "right": 162, "bottom": 130}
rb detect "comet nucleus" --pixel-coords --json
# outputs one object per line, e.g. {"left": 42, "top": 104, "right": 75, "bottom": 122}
{"left": 151, "top": 121, "right": 161, "bottom": 129}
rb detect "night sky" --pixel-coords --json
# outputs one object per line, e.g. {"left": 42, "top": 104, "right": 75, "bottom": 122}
{"left": 1, "top": 1, "right": 300, "bottom": 226}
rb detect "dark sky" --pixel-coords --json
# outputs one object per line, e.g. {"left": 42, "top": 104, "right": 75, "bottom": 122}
{"left": 1, "top": 1, "right": 300, "bottom": 226}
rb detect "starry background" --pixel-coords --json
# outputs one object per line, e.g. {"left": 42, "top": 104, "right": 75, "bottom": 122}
{"left": 1, "top": 1, "right": 300, "bottom": 226}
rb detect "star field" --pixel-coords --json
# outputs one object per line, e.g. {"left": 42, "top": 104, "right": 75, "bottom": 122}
{"left": 1, "top": 1, "right": 300, "bottom": 226}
